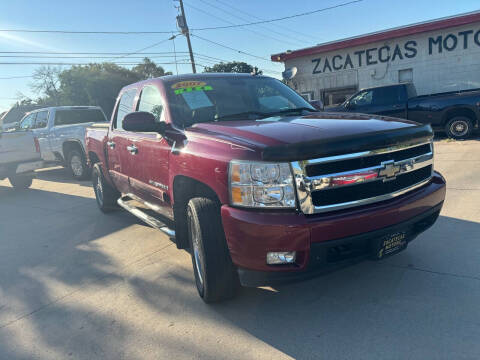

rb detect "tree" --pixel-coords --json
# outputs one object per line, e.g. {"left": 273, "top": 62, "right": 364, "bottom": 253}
{"left": 57, "top": 62, "right": 142, "bottom": 117}
{"left": 132, "top": 58, "right": 172, "bottom": 79}
{"left": 203, "top": 61, "right": 262, "bottom": 74}
{"left": 29, "top": 58, "right": 173, "bottom": 117}
{"left": 30, "top": 66, "right": 61, "bottom": 105}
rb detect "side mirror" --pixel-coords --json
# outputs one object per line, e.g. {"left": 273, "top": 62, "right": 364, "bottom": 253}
{"left": 309, "top": 100, "right": 323, "bottom": 110}
{"left": 122, "top": 111, "right": 166, "bottom": 134}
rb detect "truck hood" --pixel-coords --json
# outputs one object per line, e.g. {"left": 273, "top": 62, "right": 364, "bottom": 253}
{"left": 188, "top": 112, "right": 420, "bottom": 148}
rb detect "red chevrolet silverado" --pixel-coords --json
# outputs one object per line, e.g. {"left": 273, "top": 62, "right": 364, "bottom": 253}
{"left": 85, "top": 73, "right": 446, "bottom": 303}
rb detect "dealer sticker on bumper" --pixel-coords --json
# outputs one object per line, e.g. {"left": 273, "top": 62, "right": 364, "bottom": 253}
{"left": 376, "top": 232, "right": 407, "bottom": 259}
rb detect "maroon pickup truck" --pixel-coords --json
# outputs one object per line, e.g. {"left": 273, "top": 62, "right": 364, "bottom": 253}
{"left": 86, "top": 73, "right": 446, "bottom": 303}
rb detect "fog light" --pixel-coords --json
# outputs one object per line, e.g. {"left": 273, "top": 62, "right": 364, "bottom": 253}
{"left": 266, "top": 251, "right": 296, "bottom": 265}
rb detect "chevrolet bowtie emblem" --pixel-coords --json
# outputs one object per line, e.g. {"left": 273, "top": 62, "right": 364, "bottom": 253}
{"left": 379, "top": 161, "right": 401, "bottom": 180}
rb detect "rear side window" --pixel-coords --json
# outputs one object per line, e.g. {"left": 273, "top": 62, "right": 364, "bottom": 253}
{"left": 35, "top": 111, "right": 49, "bottom": 129}
{"left": 372, "top": 87, "right": 400, "bottom": 105}
{"left": 20, "top": 113, "right": 37, "bottom": 129}
{"left": 114, "top": 89, "right": 137, "bottom": 130}
{"left": 137, "top": 86, "right": 164, "bottom": 122}
{"left": 350, "top": 90, "right": 373, "bottom": 106}
{"left": 54, "top": 109, "right": 106, "bottom": 126}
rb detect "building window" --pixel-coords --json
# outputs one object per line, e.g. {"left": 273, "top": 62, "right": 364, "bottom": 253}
{"left": 300, "top": 92, "right": 314, "bottom": 101}
{"left": 322, "top": 86, "right": 357, "bottom": 106}
{"left": 399, "top": 68, "right": 413, "bottom": 83}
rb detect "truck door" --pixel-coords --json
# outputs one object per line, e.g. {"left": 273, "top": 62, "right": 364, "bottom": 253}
{"left": 31, "top": 110, "right": 55, "bottom": 161}
{"left": 126, "top": 85, "right": 172, "bottom": 217}
{"left": 107, "top": 88, "right": 138, "bottom": 194}
{"left": 0, "top": 113, "right": 39, "bottom": 164}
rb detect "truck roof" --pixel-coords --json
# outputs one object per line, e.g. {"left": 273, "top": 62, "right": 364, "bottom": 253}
{"left": 27, "top": 106, "right": 103, "bottom": 114}
{"left": 120, "top": 72, "right": 270, "bottom": 92}
{"left": 359, "top": 83, "right": 413, "bottom": 92}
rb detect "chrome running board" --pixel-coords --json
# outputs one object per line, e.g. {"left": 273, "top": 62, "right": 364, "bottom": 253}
{"left": 117, "top": 196, "right": 175, "bottom": 239}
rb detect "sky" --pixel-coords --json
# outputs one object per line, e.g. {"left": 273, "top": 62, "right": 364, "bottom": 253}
{"left": 0, "top": 0, "right": 479, "bottom": 112}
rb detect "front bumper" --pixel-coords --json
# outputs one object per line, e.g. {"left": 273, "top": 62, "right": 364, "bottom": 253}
{"left": 221, "top": 172, "right": 446, "bottom": 286}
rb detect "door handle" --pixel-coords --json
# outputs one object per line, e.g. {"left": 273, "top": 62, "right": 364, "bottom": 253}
{"left": 126, "top": 145, "right": 138, "bottom": 154}
{"left": 107, "top": 141, "right": 115, "bottom": 149}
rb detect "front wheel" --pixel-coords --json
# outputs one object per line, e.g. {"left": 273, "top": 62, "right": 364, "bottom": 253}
{"left": 445, "top": 116, "right": 473, "bottom": 139}
{"left": 67, "top": 149, "right": 89, "bottom": 180}
{"left": 187, "top": 197, "right": 239, "bottom": 303}
{"left": 8, "top": 174, "right": 33, "bottom": 190}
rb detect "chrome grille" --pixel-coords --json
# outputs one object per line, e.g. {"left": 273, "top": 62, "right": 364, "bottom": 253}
{"left": 291, "top": 141, "right": 434, "bottom": 214}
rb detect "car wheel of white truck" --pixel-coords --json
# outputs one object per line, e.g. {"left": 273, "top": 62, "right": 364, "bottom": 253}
{"left": 8, "top": 174, "right": 33, "bottom": 190}
{"left": 445, "top": 116, "right": 473, "bottom": 139}
{"left": 187, "top": 197, "right": 239, "bottom": 303}
{"left": 92, "top": 164, "right": 119, "bottom": 213}
{"left": 67, "top": 149, "right": 89, "bottom": 180}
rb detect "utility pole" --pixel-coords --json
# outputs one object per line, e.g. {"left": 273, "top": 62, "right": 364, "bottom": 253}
{"left": 177, "top": 0, "right": 196, "bottom": 73}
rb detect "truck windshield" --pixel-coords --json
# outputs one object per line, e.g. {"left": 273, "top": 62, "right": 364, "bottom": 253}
{"left": 165, "top": 76, "right": 315, "bottom": 127}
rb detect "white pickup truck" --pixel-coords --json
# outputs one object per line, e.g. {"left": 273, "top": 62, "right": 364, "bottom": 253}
{"left": 0, "top": 119, "right": 43, "bottom": 190}
{"left": 15, "top": 106, "right": 108, "bottom": 179}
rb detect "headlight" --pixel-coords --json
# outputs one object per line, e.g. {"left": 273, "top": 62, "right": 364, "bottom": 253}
{"left": 229, "top": 160, "right": 296, "bottom": 208}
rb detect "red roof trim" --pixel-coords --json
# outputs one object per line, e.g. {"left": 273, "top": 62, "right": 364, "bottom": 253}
{"left": 271, "top": 11, "right": 480, "bottom": 62}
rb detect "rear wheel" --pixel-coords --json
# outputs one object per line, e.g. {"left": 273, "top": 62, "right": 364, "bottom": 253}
{"left": 187, "top": 197, "right": 239, "bottom": 303}
{"left": 445, "top": 116, "right": 473, "bottom": 139}
{"left": 92, "top": 164, "right": 119, "bottom": 213}
{"left": 8, "top": 174, "right": 33, "bottom": 190}
{"left": 67, "top": 149, "right": 89, "bottom": 180}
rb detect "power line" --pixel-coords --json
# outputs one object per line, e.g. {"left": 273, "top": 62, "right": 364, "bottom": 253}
{"left": 0, "top": 51, "right": 192, "bottom": 55}
{"left": 189, "top": 0, "right": 363, "bottom": 31}
{"left": 185, "top": 1, "right": 304, "bottom": 48}
{"left": 0, "top": 55, "right": 192, "bottom": 59}
{"left": 0, "top": 75, "right": 33, "bottom": 79}
{"left": 196, "top": 0, "right": 307, "bottom": 46}
{"left": 108, "top": 36, "right": 177, "bottom": 61}
{"left": 190, "top": 33, "right": 271, "bottom": 61}
{"left": 0, "top": 1, "right": 363, "bottom": 34}
{"left": 0, "top": 29, "right": 175, "bottom": 34}
{"left": 213, "top": 0, "right": 319, "bottom": 42}
{"left": 0, "top": 62, "right": 198, "bottom": 66}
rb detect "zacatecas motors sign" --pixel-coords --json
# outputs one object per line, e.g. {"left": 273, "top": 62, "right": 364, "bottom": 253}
{"left": 311, "top": 28, "right": 480, "bottom": 74}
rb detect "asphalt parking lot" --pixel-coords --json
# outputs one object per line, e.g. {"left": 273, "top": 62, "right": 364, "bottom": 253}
{"left": 0, "top": 139, "right": 479, "bottom": 360}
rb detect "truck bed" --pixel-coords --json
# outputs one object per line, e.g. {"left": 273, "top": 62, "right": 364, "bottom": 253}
{"left": 85, "top": 125, "right": 109, "bottom": 163}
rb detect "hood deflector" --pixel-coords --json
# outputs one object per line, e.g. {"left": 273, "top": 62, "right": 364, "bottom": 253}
{"left": 261, "top": 124, "right": 433, "bottom": 162}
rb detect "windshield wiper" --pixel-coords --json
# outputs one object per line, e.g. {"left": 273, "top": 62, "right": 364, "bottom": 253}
{"left": 211, "top": 108, "right": 316, "bottom": 122}
{"left": 263, "top": 107, "right": 317, "bottom": 117}
{"left": 214, "top": 111, "right": 268, "bottom": 122}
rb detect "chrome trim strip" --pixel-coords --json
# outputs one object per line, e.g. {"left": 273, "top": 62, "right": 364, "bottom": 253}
{"left": 307, "top": 178, "right": 431, "bottom": 214}
{"left": 305, "top": 140, "right": 432, "bottom": 165}
{"left": 309, "top": 153, "right": 433, "bottom": 191}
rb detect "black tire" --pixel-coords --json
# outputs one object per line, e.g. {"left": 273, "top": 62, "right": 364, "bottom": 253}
{"left": 187, "top": 197, "right": 239, "bottom": 303}
{"left": 8, "top": 174, "right": 33, "bottom": 190}
{"left": 445, "top": 116, "right": 473, "bottom": 139}
{"left": 67, "top": 149, "right": 90, "bottom": 180}
{"left": 92, "top": 164, "right": 120, "bottom": 213}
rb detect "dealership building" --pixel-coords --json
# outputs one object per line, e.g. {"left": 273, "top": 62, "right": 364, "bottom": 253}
{"left": 272, "top": 11, "right": 480, "bottom": 105}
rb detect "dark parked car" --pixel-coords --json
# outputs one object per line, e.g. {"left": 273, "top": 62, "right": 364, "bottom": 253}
{"left": 326, "top": 83, "right": 480, "bottom": 139}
